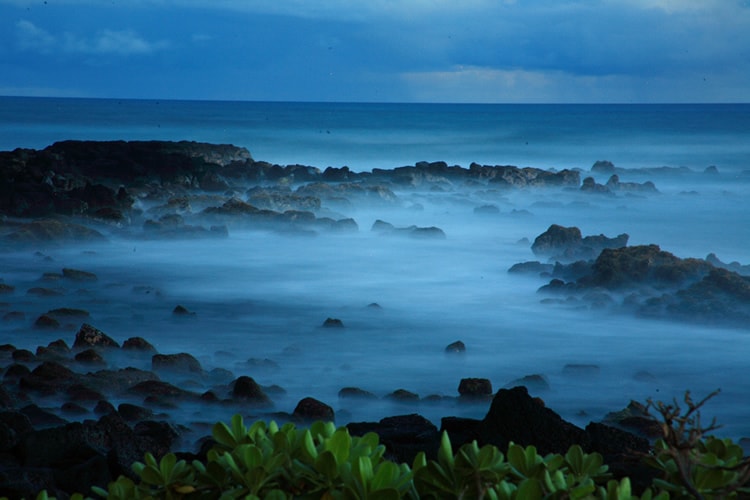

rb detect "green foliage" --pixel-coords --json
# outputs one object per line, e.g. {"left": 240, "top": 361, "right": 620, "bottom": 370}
{"left": 412, "top": 433, "right": 614, "bottom": 499}
{"left": 18, "top": 392, "right": 750, "bottom": 499}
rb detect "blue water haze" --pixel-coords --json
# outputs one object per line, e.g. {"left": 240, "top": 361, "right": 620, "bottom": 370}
{"left": 1, "top": 97, "right": 749, "bottom": 445}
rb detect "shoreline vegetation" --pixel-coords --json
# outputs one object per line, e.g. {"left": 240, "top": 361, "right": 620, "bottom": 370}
{"left": 2, "top": 140, "right": 750, "bottom": 497}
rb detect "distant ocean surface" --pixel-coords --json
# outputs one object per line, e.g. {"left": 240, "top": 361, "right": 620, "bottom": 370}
{"left": 1, "top": 97, "right": 749, "bottom": 174}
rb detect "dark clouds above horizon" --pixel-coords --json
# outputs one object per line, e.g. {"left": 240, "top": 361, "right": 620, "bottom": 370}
{"left": 1, "top": 0, "right": 748, "bottom": 103}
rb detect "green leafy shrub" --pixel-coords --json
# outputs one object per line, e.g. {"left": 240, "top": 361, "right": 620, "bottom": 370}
{"left": 89, "top": 415, "right": 656, "bottom": 499}
{"left": 11, "top": 392, "right": 750, "bottom": 499}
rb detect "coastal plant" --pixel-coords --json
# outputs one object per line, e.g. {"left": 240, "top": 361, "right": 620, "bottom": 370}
{"left": 642, "top": 389, "right": 750, "bottom": 499}
{"left": 90, "top": 415, "right": 415, "bottom": 499}
{"left": 19, "top": 394, "right": 750, "bottom": 500}
{"left": 412, "top": 432, "right": 617, "bottom": 499}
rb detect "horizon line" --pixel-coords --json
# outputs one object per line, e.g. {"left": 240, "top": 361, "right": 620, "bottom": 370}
{"left": 1, "top": 95, "right": 748, "bottom": 106}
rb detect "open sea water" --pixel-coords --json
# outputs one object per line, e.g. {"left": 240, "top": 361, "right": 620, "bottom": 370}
{"left": 2, "top": 97, "right": 749, "bottom": 173}
{"left": 2, "top": 96, "right": 750, "bottom": 443}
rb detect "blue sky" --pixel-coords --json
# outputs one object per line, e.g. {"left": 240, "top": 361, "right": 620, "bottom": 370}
{"left": 1, "top": 0, "right": 748, "bottom": 102}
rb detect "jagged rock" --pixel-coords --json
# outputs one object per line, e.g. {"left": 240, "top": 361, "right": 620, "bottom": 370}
{"left": 477, "top": 386, "right": 588, "bottom": 455}
{"left": 322, "top": 317, "right": 344, "bottom": 328}
{"left": 19, "top": 404, "right": 68, "bottom": 428}
{"left": 409, "top": 226, "right": 446, "bottom": 239}
{"left": 532, "top": 224, "right": 628, "bottom": 262}
{"left": 86, "top": 367, "right": 159, "bottom": 394}
{"left": 122, "top": 336, "right": 157, "bottom": 353}
{"left": 46, "top": 307, "right": 90, "bottom": 319}
{"left": 445, "top": 340, "right": 466, "bottom": 354}
{"left": 387, "top": 389, "right": 419, "bottom": 402}
{"left": 2, "top": 311, "right": 25, "bottom": 321}
{"left": 62, "top": 268, "right": 98, "bottom": 281}
{"left": 348, "top": 414, "right": 440, "bottom": 463}
{"left": 458, "top": 378, "right": 493, "bottom": 399}
{"left": 118, "top": 403, "right": 154, "bottom": 422}
{"left": 371, "top": 219, "right": 446, "bottom": 239}
{"left": 3, "top": 364, "right": 31, "bottom": 380}
{"left": 33, "top": 314, "right": 60, "bottom": 329}
{"left": 11, "top": 349, "right": 35, "bottom": 363}
{"left": 74, "top": 323, "right": 120, "bottom": 349}
{"left": 606, "top": 174, "right": 658, "bottom": 193}
{"left": 65, "top": 384, "right": 106, "bottom": 402}
{"left": 440, "top": 416, "right": 482, "bottom": 449}
{"left": 584, "top": 245, "right": 711, "bottom": 289}
{"left": 584, "top": 421, "right": 656, "bottom": 493}
{"left": 246, "top": 189, "right": 321, "bottom": 212}
{"left": 338, "top": 387, "right": 377, "bottom": 400}
{"left": 152, "top": 353, "right": 202, "bottom": 374}
{"left": 172, "top": 305, "right": 195, "bottom": 316}
{"left": 292, "top": 397, "right": 334, "bottom": 422}
{"left": 74, "top": 349, "right": 106, "bottom": 365}
{"left": 127, "top": 380, "right": 194, "bottom": 400}
{"left": 231, "top": 376, "right": 272, "bottom": 406}
{"left": 19, "top": 361, "right": 78, "bottom": 395}
{"left": 591, "top": 160, "right": 616, "bottom": 174}
{"left": 60, "top": 402, "right": 88, "bottom": 416}
{"left": 580, "top": 176, "right": 611, "bottom": 194}
{"left": 506, "top": 374, "right": 550, "bottom": 392}
{"left": 603, "top": 400, "right": 663, "bottom": 439}
{"left": 508, "top": 261, "right": 555, "bottom": 275}
{"left": 371, "top": 219, "right": 395, "bottom": 232}
{"left": 94, "top": 400, "right": 116, "bottom": 415}
{"left": 706, "top": 253, "right": 750, "bottom": 276}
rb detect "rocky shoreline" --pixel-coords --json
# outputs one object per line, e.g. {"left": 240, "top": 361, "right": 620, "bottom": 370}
{"left": 2, "top": 140, "right": 749, "bottom": 497}
{"left": 1, "top": 322, "right": 661, "bottom": 497}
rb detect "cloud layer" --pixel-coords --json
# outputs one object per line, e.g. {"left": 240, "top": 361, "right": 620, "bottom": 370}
{"left": 0, "top": 0, "right": 748, "bottom": 101}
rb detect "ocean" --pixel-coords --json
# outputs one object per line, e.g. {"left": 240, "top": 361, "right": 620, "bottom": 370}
{"left": 1, "top": 96, "right": 750, "bottom": 445}
{"left": 2, "top": 97, "right": 749, "bottom": 174}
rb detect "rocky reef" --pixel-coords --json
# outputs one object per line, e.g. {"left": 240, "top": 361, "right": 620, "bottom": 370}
{"left": 0, "top": 323, "right": 657, "bottom": 497}
{"left": 512, "top": 225, "right": 750, "bottom": 324}
{"left": 2, "top": 141, "right": 747, "bottom": 497}
{"left": 0, "top": 140, "right": 590, "bottom": 245}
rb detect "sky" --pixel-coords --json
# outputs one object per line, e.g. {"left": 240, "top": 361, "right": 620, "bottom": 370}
{"left": 0, "top": 0, "right": 749, "bottom": 103}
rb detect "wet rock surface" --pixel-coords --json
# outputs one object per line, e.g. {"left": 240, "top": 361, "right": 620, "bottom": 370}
{"left": 514, "top": 225, "right": 750, "bottom": 324}
{"left": 0, "top": 140, "right": 593, "bottom": 245}
{"left": 0, "top": 142, "right": 745, "bottom": 496}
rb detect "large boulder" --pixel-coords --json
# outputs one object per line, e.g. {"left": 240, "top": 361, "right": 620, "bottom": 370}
{"left": 73, "top": 324, "right": 120, "bottom": 349}
{"left": 347, "top": 414, "right": 440, "bottom": 463}
{"left": 477, "top": 386, "right": 588, "bottom": 455}
{"left": 151, "top": 353, "right": 203, "bottom": 374}
{"left": 532, "top": 224, "right": 628, "bottom": 262}
{"left": 231, "top": 376, "right": 272, "bottom": 406}
{"left": 292, "top": 397, "right": 334, "bottom": 422}
{"left": 583, "top": 245, "right": 712, "bottom": 289}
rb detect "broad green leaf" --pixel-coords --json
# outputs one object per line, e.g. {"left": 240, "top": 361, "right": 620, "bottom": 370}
{"left": 327, "top": 429, "right": 352, "bottom": 464}
{"left": 159, "top": 453, "right": 177, "bottom": 479}
{"left": 565, "top": 445, "right": 584, "bottom": 473}
{"left": 303, "top": 429, "right": 319, "bottom": 460}
{"left": 315, "top": 450, "right": 340, "bottom": 479}
{"left": 214, "top": 421, "right": 238, "bottom": 448}
{"left": 357, "top": 456, "right": 375, "bottom": 485}
{"left": 516, "top": 478, "right": 543, "bottom": 500}
{"left": 140, "top": 465, "right": 164, "bottom": 485}
{"left": 370, "top": 461, "right": 398, "bottom": 491}
{"left": 437, "top": 432, "right": 454, "bottom": 468}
